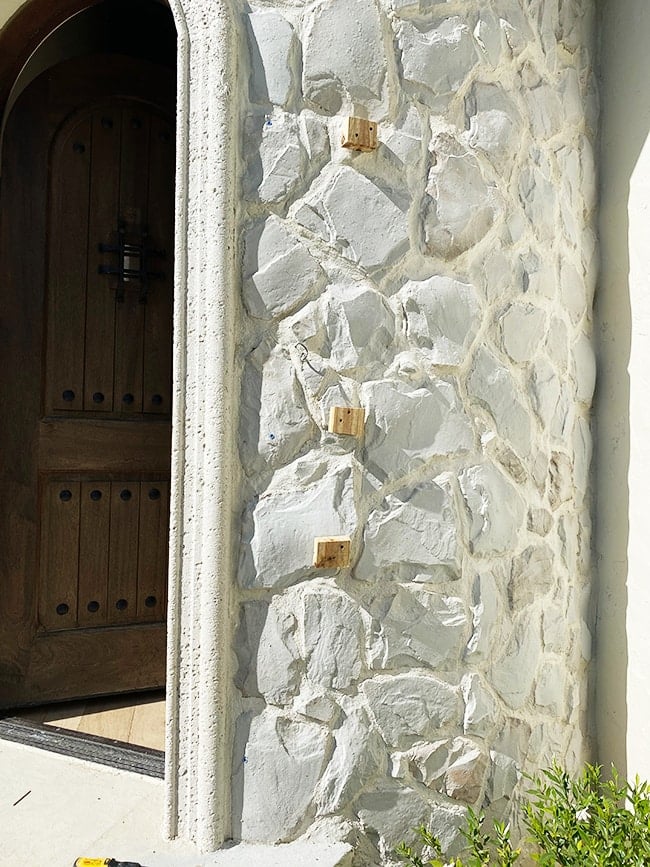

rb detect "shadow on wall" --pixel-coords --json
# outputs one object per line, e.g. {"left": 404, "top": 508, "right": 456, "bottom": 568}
{"left": 596, "top": 0, "right": 650, "bottom": 778}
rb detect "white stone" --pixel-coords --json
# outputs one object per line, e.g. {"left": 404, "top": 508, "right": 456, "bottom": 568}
{"left": 466, "top": 571, "right": 502, "bottom": 660}
{"left": 560, "top": 260, "right": 587, "bottom": 325}
{"left": 572, "top": 416, "right": 591, "bottom": 499}
{"left": 302, "top": 587, "right": 369, "bottom": 689}
{"left": 233, "top": 708, "right": 330, "bottom": 841}
{"left": 529, "top": 357, "right": 561, "bottom": 429}
{"left": 498, "top": 303, "right": 547, "bottom": 363}
{"left": 519, "top": 155, "right": 556, "bottom": 241}
{"left": 321, "top": 167, "right": 409, "bottom": 271}
{"left": 322, "top": 284, "right": 395, "bottom": 373}
{"left": 394, "top": 275, "right": 481, "bottom": 366}
{"left": 398, "top": 17, "right": 477, "bottom": 107}
{"left": 294, "top": 685, "right": 340, "bottom": 725}
{"left": 459, "top": 463, "right": 525, "bottom": 554}
{"left": 423, "top": 136, "right": 500, "bottom": 259}
{"left": 354, "top": 785, "right": 433, "bottom": 855}
{"left": 492, "top": 619, "right": 542, "bottom": 709}
{"left": 571, "top": 333, "right": 595, "bottom": 407}
{"left": 548, "top": 451, "right": 573, "bottom": 510}
{"left": 356, "top": 479, "right": 459, "bottom": 582}
{"left": 257, "top": 595, "right": 302, "bottom": 705}
{"left": 445, "top": 745, "right": 488, "bottom": 802}
{"left": 239, "top": 455, "right": 357, "bottom": 588}
{"left": 244, "top": 111, "right": 305, "bottom": 203}
{"left": 468, "top": 347, "right": 531, "bottom": 457}
{"left": 495, "top": 0, "right": 534, "bottom": 54}
{"left": 362, "top": 377, "right": 473, "bottom": 480}
{"left": 243, "top": 216, "right": 325, "bottom": 320}
{"left": 316, "top": 706, "right": 386, "bottom": 813}
{"left": 535, "top": 661, "right": 567, "bottom": 718}
{"left": 473, "top": 10, "right": 505, "bottom": 67}
{"left": 302, "top": 0, "right": 387, "bottom": 113}
{"left": 509, "top": 544, "right": 555, "bottom": 609}
{"left": 487, "top": 751, "right": 520, "bottom": 804}
{"left": 374, "top": 586, "right": 467, "bottom": 668}
{"left": 361, "top": 673, "right": 462, "bottom": 747}
{"left": 466, "top": 83, "right": 521, "bottom": 167}
{"left": 247, "top": 10, "right": 296, "bottom": 106}
{"left": 239, "top": 344, "right": 315, "bottom": 473}
{"left": 462, "top": 673, "right": 498, "bottom": 738}
{"left": 525, "top": 83, "right": 564, "bottom": 138}
{"left": 383, "top": 106, "right": 423, "bottom": 166}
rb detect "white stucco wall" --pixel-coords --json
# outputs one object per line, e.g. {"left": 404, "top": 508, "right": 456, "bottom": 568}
{"left": 597, "top": 0, "right": 650, "bottom": 782}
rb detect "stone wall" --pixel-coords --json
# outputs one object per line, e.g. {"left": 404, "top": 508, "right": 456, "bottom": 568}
{"left": 232, "top": 0, "right": 597, "bottom": 860}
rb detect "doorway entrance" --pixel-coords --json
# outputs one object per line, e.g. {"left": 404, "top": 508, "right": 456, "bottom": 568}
{"left": 0, "top": 12, "right": 175, "bottom": 709}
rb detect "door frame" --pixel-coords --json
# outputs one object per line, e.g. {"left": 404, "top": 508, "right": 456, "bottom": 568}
{"left": 0, "top": 0, "right": 239, "bottom": 853}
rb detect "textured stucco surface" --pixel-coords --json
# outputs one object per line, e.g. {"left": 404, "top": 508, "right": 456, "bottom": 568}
{"left": 232, "top": 0, "right": 597, "bottom": 861}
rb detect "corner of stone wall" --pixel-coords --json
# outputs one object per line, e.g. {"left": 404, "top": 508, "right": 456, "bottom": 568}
{"left": 230, "top": 0, "right": 597, "bottom": 862}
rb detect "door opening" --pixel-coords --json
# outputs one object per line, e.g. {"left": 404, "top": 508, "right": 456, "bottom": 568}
{"left": 0, "top": 1, "right": 176, "bottom": 736}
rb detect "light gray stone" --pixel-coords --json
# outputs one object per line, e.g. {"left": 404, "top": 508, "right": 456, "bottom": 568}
{"left": 239, "top": 455, "right": 357, "bottom": 588}
{"left": 445, "top": 745, "right": 489, "bottom": 802}
{"left": 473, "top": 10, "right": 505, "bottom": 67}
{"left": 466, "top": 83, "right": 521, "bottom": 167}
{"left": 535, "top": 661, "right": 567, "bottom": 718}
{"left": 573, "top": 417, "right": 592, "bottom": 499}
{"left": 303, "top": 0, "right": 387, "bottom": 112}
{"left": 423, "top": 137, "right": 501, "bottom": 259}
{"left": 487, "top": 751, "right": 520, "bottom": 804}
{"left": 459, "top": 464, "right": 525, "bottom": 554}
{"left": 462, "top": 673, "right": 498, "bottom": 738}
{"left": 316, "top": 706, "right": 386, "bottom": 813}
{"left": 302, "top": 587, "right": 369, "bottom": 689}
{"left": 548, "top": 451, "right": 573, "bottom": 510}
{"left": 498, "top": 303, "right": 547, "bottom": 363}
{"left": 519, "top": 152, "right": 556, "bottom": 241}
{"left": 374, "top": 586, "right": 467, "bottom": 668}
{"left": 246, "top": 10, "right": 296, "bottom": 106}
{"left": 468, "top": 347, "right": 531, "bottom": 457}
{"left": 239, "top": 344, "right": 315, "bottom": 473}
{"left": 322, "top": 284, "right": 395, "bottom": 373}
{"left": 357, "top": 480, "right": 459, "bottom": 581}
{"left": 321, "top": 167, "right": 409, "bottom": 271}
{"left": 361, "top": 673, "right": 462, "bottom": 747}
{"left": 398, "top": 17, "right": 477, "bottom": 107}
{"left": 395, "top": 275, "right": 481, "bottom": 366}
{"left": 354, "top": 785, "right": 433, "bottom": 855}
{"left": 233, "top": 708, "right": 330, "bottom": 841}
{"left": 294, "top": 685, "right": 340, "bottom": 725}
{"left": 243, "top": 216, "right": 326, "bottom": 319}
{"left": 466, "top": 571, "right": 502, "bottom": 660}
{"left": 492, "top": 619, "right": 542, "bottom": 709}
{"left": 256, "top": 595, "right": 302, "bottom": 705}
{"left": 383, "top": 106, "right": 423, "bottom": 166}
{"left": 572, "top": 333, "right": 596, "bottom": 405}
{"left": 363, "top": 378, "right": 473, "bottom": 479}
{"left": 244, "top": 111, "right": 305, "bottom": 203}
{"left": 561, "top": 260, "right": 587, "bottom": 325}
{"left": 509, "top": 544, "right": 555, "bottom": 609}
{"left": 529, "top": 357, "right": 561, "bottom": 430}
{"left": 525, "top": 83, "right": 564, "bottom": 139}
{"left": 528, "top": 507, "right": 553, "bottom": 536}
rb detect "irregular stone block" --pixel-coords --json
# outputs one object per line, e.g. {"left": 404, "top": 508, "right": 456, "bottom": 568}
{"left": 303, "top": 0, "right": 387, "bottom": 112}
{"left": 423, "top": 136, "right": 501, "bottom": 259}
{"left": 302, "top": 587, "right": 369, "bottom": 689}
{"left": 445, "top": 745, "right": 489, "bottom": 803}
{"left": 394, "top": 275, "right": 481, "bottom": 366}
{"left": 382, "top": 106, "right": 423, "bottom": 166}
{"left": 356, "top": 480, "right": 459, "bottom": 582}
{"left": 535, "top": 661, "right": 567, "bottom": 719}
{"left": 363, "top": 378, "right": 473, "bottom": 480}
{"left": 466, "top": 571, "right": 502, "bottom": 660}
{"left": 373, "top": 586, "right": 467, "bottom": 668}
{"left": 361, "top": 673, "right": 462, "bottom": 747}
{"left": 398, "top": 17, "right": 476, "bottom": 107}
{"left": 243, "top": 216, "right": 326, "bottom": 320}
{"left": 239, "top": 343, "right": 315, "bottom": 473}
{"left": 294, "top": 685, "right": 340, "bottom": 725}
{"left": 233, "top": 708, "right": 330, "bottom": 841}
{"left": 487, "top": 751, "right": 520, "bottom": 804}
{"left": 244, "top": 111, "right": 306, "bottom": 204}
{"left": 519, "top": 155, "right": 556, "bottom": 241}
{"left": 492, "top": 619, "right": 542, "bottom": 709}
{"left": 239, "top": 455, "right": 357, "bottom": 588}
{"left": 498, "top": 302, "right": 547, "bottom": 363}
{"left": 466, "top": 83, "right": 521, "bottom": 167}
{"left": 459, "top": 463, "right": 524, "bottom": 554}
{"left": 321, "top": 167, "right": 409, "bottom": 271}
{"left": 256, "top": 594, "right": 302, "bottom": 705}
{"left": 246, "top": 10, "right": 297, "bottom": 106}
{"left": 461, "top": 673, "right": 498, "bottom": 739}
{"left": 508, "top": 544, "right": 555, "bottom": 609}
{"left": 529, "top": 357, "right": 561, "bottom": 430}
{"left": 316, "top": 705, "right": 386, "bottom": 813}
{"left": 467, "top": 346, "right": 531, "bottom": 457}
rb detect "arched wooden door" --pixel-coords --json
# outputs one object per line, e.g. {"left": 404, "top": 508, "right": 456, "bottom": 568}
{"left": 0, "top": 53, "right": 174, "bottom": 707}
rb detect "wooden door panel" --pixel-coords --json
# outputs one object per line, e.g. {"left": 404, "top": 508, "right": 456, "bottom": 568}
{"left": 0, "top": 54, "right": 175, "bottom": 709}
{"left": 84, "top": 108, "right": 121, "bottom": 413}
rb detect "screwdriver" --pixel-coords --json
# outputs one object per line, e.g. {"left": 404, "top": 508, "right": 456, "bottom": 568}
{"left": 74, "top": 859, "right": 144, "bottom": 867}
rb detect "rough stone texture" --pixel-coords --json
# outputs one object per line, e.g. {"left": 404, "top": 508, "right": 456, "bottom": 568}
{"left": 232, "top": 0, "right": 596, "bottom": 859}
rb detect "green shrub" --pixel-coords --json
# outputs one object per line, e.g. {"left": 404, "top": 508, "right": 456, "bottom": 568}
{"left": 396, "top": 762, "right": 650, "bottom": 866}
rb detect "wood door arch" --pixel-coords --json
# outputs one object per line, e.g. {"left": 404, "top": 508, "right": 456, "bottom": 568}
{"left": 0, "top": 53, "right": 175, "bottom": 707}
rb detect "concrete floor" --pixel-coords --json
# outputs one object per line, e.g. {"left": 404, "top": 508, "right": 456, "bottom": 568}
{"left": 1, "top": 739, "right": 353, "bottom": 866}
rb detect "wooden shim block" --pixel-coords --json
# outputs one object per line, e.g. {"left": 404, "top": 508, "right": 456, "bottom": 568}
{"left": 313, "top": 536, "right": 351, "bottom": 569}
{"left": 328, "top": 405, "right": 365, "bottom": 437}
{"left": 341, "top": 116, "right": 378, "bottom": 152}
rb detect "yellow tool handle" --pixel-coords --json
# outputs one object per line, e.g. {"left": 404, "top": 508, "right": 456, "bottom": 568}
{"left": 74, "top": 860, "right": 111, "bottom": 867}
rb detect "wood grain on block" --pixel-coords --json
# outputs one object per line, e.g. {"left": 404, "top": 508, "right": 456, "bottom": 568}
{"left": 328, "top": 405, "right": 365, "bottom": 437}
{"left": 313, "top": 536, "right": 351, "bottom": 568}
{"left": 341, "top": 116, "right": 378, "bottom": 152}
